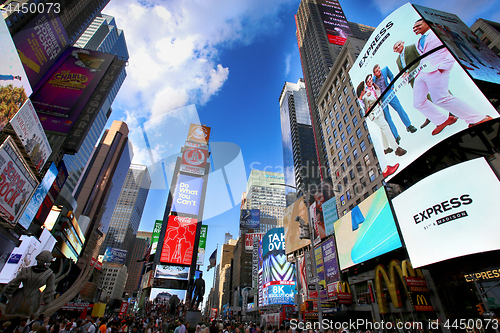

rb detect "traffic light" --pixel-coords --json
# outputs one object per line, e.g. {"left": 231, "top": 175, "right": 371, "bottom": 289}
{"left": 476, "top": 303, "right": 485, "bottom": 315}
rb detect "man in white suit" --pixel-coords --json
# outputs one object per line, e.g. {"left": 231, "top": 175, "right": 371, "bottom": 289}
{"left": 412, "top": 19, "right": 491, "bottom": 135}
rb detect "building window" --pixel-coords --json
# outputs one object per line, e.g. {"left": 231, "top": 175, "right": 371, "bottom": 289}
{"left": 343, "top": 176, "right": 348, "bottom": 186}
{"left": 338, "top": 95, "right": 343, "bottom": 103}
{"left": 373, "top": 185, "right": 378, "bottom": 193}
{"left": 333, "top": 129, "right": 338, "bottom": 138}
{"left": 363, "top": 121, "right": 368, "bottom": 131}
{"left": 332, "top": 157, "right": 337, "bottom": 166}
{"left": 349, "top": 136, "right": 355, "bottom": 147}
{"left": 343, "top": 86, "right": 348, "bottom": 95}
{"left": 340, "top": 195, "right": 346, "bottom": 206}
{"left": 341, "top": 104, "right": 346, "bottom": 113}
{"left": 341, "top": 163, "right": 345, "bottom": 172}
{"left": 336, "top": 140, "right": 340, "bottom": 149}
{"left": 368, "top": 169, "right": 376, "bottom": 182}
{"left": 353, "top": 116, "right": 359, "bottom": 126}
{"left": 346, "top": 124, "right": 352, "bottom": 134}
{"left": 367, "top": 134, "right": 372, "bottom": 144}
{"left": 356, "top": 162, "right": 362, "bottom": 173}
{"left": 346, "top": 189, "right": 352, "bottom": 200}
{"left": 346, "top": 155, "right": 352, "bottom": 166}
{"left": 343, "top": 114, "right": 349, "bottom": 124}
{"left": 343, "top": 144, "right": 349, "bottom": 154}
{"left": 328, "top": 136, "right": 333, "bottom": 145}
{"left": 341, "top": 132, "right": 346, "bottom": 142}
{"left": 364, "top": 154, "right": 371, "bottom": 166}
{"left": 474, "top": 27, "right": 484, "bottom": 37}
{"left": 360, "top": 177, "right": 366, "bottom": 187}
{"left": 326, "top": 126, "right": 331, "bottom": 134}
{"left": 353, "top": 148, "right": 359, "bottom": 159}
{"left": 349, "top": 169, "right": 355, "bottom": 180}
{"left": 334, "top": 103, "right": 338, "bottom": 111}
{"left": 483, "top": 37, "right": 491, "bottom": 46}
{"left": 338, "top": 122, "right": 343, "bottom": 131}
{"left": 360, "top": 140, "right": 367, "bottom": 152}
{"left": 336, "top": 112, "right": 340, "bottom": 121}
{"left": 337, "top": 183, "right": 343, "bottom": 192}
{"left": 356, "top": 128, "right": 362, "bottom": 139}
{"left": 338, "top": 151, "right": 343, "bottom": 160}
{"left": 349, "top": 105, "right": 355, "bottom": 115}
{"left": 346, "top": 95, "right": 352, "bottom": 104}
{"left": 328, "top": 110, "right": 333, "bottom": 118}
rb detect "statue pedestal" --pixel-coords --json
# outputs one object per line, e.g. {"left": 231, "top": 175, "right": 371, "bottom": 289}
{"left": 186, "top": 310, "right": 202, "bottom": 326}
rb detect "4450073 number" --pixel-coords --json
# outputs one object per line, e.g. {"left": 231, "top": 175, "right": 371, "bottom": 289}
{"left": 443, "top": 318, "right": 499, "bottom": 330}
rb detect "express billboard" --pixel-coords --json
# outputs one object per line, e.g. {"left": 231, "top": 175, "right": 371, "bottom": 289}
{"left": 317, "top": 0, "right": 352, "bottom": 45}
{"left": 392, "top": 158, "right": 500, "bottom": 268}
{"left": 0, "top": 17, "right": 32, "bottom": 130}
{"left": 10, "top": 99, "right": 51, "bottom": 172}
{"left": 240, "top": 209, "right": 260, "bottom": 230}
{"left": 283, "top": 196, "right": 310, "bottom": 254}
{"left": 334, "top": 187, "right": 402, "bottom": 270}
{"left": 103, "top": 247, "right": 128, "bottom": 264}
{"left": 160, "top": 215, "right": 198, "bottom": 265}
{"left": 171, "top": 174, "right": 203, "bottom": 216}
{"left": 348, "top": 3, "right": 498, "bottom": 181}
{"left": 13, "top": 11, "right": 68, "bottom": 89}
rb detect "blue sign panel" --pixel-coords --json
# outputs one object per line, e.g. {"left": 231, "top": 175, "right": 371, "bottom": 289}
{"left": 103, "top": 247, "right": 128, "bottom": 264}
{"left": 172, "top": 174, "right": 203, "bottom": 216}
{"left": 262, "top": 227, "right": 285, "bottom": 257}
{"left": 266, "top": 284, "right": 295, "bottom": 305}
{"left": 240, "top": 209, "right": 260, "bottom": 230}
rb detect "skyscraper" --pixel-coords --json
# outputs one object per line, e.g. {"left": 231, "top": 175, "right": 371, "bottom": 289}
{"left": 295, "top": 0, "right": 374, "bottom": 178}
{"left": 280, "top": 79, "right": 321, "bottom": 205}
{"left": 63, "top": 14, "right": 129, "bottom": 194}
{"left": 124, "top": 231, "right": 152, "bottom": 296}
{"left": 99, "top": 164, "right": 151, "bottom": 265}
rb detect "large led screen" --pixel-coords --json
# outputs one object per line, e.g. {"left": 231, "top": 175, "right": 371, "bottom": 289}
{"left": 171, "top": 174, "right": 203, "bottom": 216}
{"left": 414, "top": 5, "right": 500, "bottom": 85}
{"left": 392, "top": 158, "right": 500, "bottom": 268}
{"left": 103, "top": 247, "right": 127, "bottom": 264}
{"left": 317, "top": 0, "right": 352, "bottom": 46}
{"left": 334, "top": 187, "right": 402, "bottom": 270}
{"left": 155, "top": 265, "right": 189, "bottom": 280}
{"left": 283, "top": 196, "right": 310, "bottom": 254}
{"left": 348, "top": 3, "right": 498, "bottom": 181}
{"left": 160, "top": 215, "right": 197, "bottom": 265}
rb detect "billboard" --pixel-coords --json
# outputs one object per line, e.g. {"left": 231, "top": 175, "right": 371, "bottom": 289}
{"left": 17, "top": 162, "right": 58, "bottom": 229}
{"left": 334, "top": 187, "right": 402, "bottom": 270}
{"left": 283, "top": 196, "right": 310, "bottom": 254}
{"left": 13, "top": 11, "right": 69, "bottom": 89}
{"left": 180, "top": 146, "right": 208, "bottom": 176}
{"left": 103, "top": 247, "right": 128, "bottom": 264}
{"left": 0, "top": 17, "right": 32, "bottom": 131}
{"left": 35, "top": 161, "right": 68, "bottom": 224}
{"left": 240, "top": 209, "right": 260, "bottom": 230}
{"left": 160, "top": 215, "right": 198, "bottom": 265}
{"left": 150, "top": 220, "right": 163, "bottom": 255}
{"left": 314, "top": 245, "right": 328, "bottom": 301}
{"left": 245, "top": 233, "right": 263, "bottom": 251}
{"left": 310, "top": 184, "right": 335, "bottom": 244}
{"left": 392, "top": 158, "right": 500, "bottom": 268}
{"left": 323, "top": 196, "right": 339, "bottom": 237}
{"left": 171, "top": 174, "right": 203, "bottom": 216}
{"left": 31, "top": 47, "right": 114, "bottom": 131}
{"left": 317, "top": 0, "right": 352, "bottom": 45}
{"left": 414, "top": 5, "right": 500, "bottom": 85}
{"left": 10, "top": 99, "right": 51, "bottom": 172}
{"left": 348, "top": 3, "right": 498, "bottom": 181}
{"left": 0, "top": 137, "right": 38, "bottom": 225}
{"left": 322, "top": 237, "right": 340, "bottom": 298}
{"left": 187, "top": 124, "right": 211, "bottom": 144}
{"left": 196, "top": 225, "right": 208, "bottom": 266}
{"left": 154, "top": 265, "right": 190, "bottom": 280}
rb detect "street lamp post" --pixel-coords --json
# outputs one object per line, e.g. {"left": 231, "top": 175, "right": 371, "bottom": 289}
{"left": 271, "top": 183, "right": 324, "bottom": 331}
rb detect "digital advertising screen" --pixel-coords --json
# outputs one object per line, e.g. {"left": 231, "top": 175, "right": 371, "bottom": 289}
{"left": 392, "top": 158, "right": 500, "bottom": 268}
{"left": 322, "top": 237, "right": 340, "bottom": 294}
{"left": 180, "top": 146, "right": 208, "bottom": 176}
{"left": 334, "top": 187, "right": 402, "bottom": 270}
{"left": 348, "top": 3, "right": 498, "bottom": 181}
{"left": 171, "top": 174, "right": 203, "bottom": 216}
{"left": 160, "top": 215, "right": 198, "bottom": 265}
{"left": 323, "top": 196, "right": 339, "bottom": 237}
{"left": 245, "top": 233, "right": 263, "bottom": 251}
{"left": 283, "top": 196, "right": 311, "bottom": 254}
{"left": 150, "top": 220, "right": 163, "bottom": 255}
{"left": 186, "top": 124, "right": 211, "bottom": 144}
{"left": 154, "top": 265, "right": 190, "bottom": 280}
{"left": 240, "top": 209, "right": 260, "bottom": 230}
{"left": 196, "top": 225, "right": 208, "bottom": 265}
{"left": 103, "top": 247, "right": 128, "bottom": 264}
{"left": 317, "top": 0, "right": 352, "bottom": 46}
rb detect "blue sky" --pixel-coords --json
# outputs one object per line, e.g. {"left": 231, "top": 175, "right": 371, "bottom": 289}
{"left": 101, "top": 0, "right": 500, "bottom": 301}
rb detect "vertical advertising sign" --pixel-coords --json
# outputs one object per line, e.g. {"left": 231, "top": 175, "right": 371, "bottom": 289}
{"left": 10, "top": 99, "right": 52, "bottom": 172}
{"left": 348, "top": 3, "right": 498, "bottom": 181}
{"left": 150, "top": 220, "right": 163, "bottom": 255}
{"left": 304, "top": 250, "right": 316, "bottom": 299}
{"left": 322, "top": 237, "right": 340, "bottom": 298}
{"left": 323, "top": 196, "right": 339, "bottom": 237}
{"left": 240, "top": 209, "right": 260, "bottom": 230}
{"left": 245, "top": 233, "right": 263, "bottom": 251}
{"left": 13, "top": 11, "right": 69, "bottom": 89}
{"left": 196, "top": 225, "right": 208, "bottom": 266}
{"left": 283, "top": 197, "right": 311, "bottom": 254}
{"left": 311, "top": 181, "right": 335, "bottom": 243}
{"left": 317, "top": 0, "right": 353, "bottom": 45}
{"left": 180, "top": 146, "right": 208, "bottom": 176}
{"left": 252, "top": 237, "right": 259, "bottom": 290}
{"left": 187, "top": 124, "right": 211, "bottom": 144}
{"left": 171, "top": 174, "right": 203, "bottom": 216}
{"left": 314, "top": 245, "right": 328, "bottom": 301}
{"left": 160, "top": 215, "right": 198, "bottom": 265}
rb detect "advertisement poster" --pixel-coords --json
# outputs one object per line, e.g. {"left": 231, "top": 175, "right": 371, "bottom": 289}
{"left": 323, "top": 196, "right": 339, "bottom": 237}
{"left": 334, "top": 187, "right": 402, "bottom": 270}
{"left": 171, "top": 174, "right": 203, "bottom": 216}
{"left": 187, "top": 124, "right": 211, "bottom": 144}
{"left": 0, "top": 137, "right": 38, "bottom": 225}
{"left": 150, "top": 220, "right": 162, "bottom": 254}
{"left": 414, "top": 5, "right": 500, "bottom": 85}
{"left": 298, "top": 256, "right": 307, "bottom": 298}
{"left": 314, "top": 245, "right": 328, "bottom": 301}
{"left": 103, "top": 247, "right": 128, "bottom": 264}
{"left": 0, "top": 18, "right": 32, "bottom": 131}
{"left": 35, "top": 161, "right": 68, "bottom": 224}
{"left": 32, "top": 47, "right": 114, "bottom": 133}
{"left": 304, "top": 250, "right": 316, "bottom": 298}
{"left": 245, "top": 233, "right": 263, "bottom": 251}
{"left": 240, "top": 209, "right": 260, "bottom": 230}
{"left": 10, "top": 99, "right": 51, "bottom": 172}
{"left": 180, "top": 146, "right": 208, "bottom": 176}
{"left": 348, "top": 3, "right": 498, "bottom": 181}
{"left": 17, "top": 162, "right": 58, "bottom": 230}
{"left": 283, "top": 196, "right": 311, "bottom": 254}
{"left": 196, "top": 225, "right": 208, "bottom": 265}
{"left": 310, "top": 202, "right": 320, "bottom": 245}
{"left": 154, "top": 265, "right": 190, "bottom": 280}
{"left": 317, "top": 0, "right": 352, "bottom": 45}
{"left": 311, "top": 182, "right": 335, "bottom": 243}
{"left": 13, "top": 11, "right": 68, "bottom": 88}
{"left": 160, "top": 215, "right": 198, "bottom": 265}
{"left": 322, "top": 237, "right": 340, "bottom": 297}
{"left": 392, "top": 158, "right": 500, "bottom": 268}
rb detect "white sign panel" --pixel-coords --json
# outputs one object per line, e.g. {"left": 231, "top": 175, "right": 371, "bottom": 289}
{"left": 392, "top": 158, "right": 500, "bottom": 268}
{"left": 10, "top": 99, "right": 52, "bottom": 172}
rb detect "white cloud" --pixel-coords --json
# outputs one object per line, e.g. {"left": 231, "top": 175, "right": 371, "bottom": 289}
{"left": 104, "top": 0, "right": 296, "bottom": 124}
{"left": 284, "top": 53, "right": 291, "bottom": 76}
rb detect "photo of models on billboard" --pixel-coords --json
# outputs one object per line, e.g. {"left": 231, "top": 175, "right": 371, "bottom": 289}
{"left": 348, "top": 3, "right": 498, "bottom": 181}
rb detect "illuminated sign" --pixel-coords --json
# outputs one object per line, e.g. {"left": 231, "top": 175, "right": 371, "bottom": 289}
{"left": 103, "top": 247, "right": 127, "bottom": 264}
{"left": 180, "top": 147, "right": 208, "bottom": 176}
{"left": 464, "top": 269, "right": 500, "bottom": 282}
{"left": 171, "top": 174, "right": 203, "bottom": 216}
{"left": 187, "top": 124, "right": 211, "bottom": 144}
{"left": 160, "top": 215, "right": 198, "bottom": 265}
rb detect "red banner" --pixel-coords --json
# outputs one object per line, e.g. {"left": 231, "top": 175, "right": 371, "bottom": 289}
{"left": 404, "top": 276, "right": 429, "bottom": 293}
{"left": 118, "top": 302, "right": 129, "bottom": 316}
{"left": 160, "top": 215, "right": 198, "bottom": 265}
{"left": 245, "top": 233, "right": 263, "bottom": 251}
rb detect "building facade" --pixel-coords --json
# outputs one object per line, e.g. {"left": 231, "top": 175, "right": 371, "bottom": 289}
{"left": 99, "top": 262, "right": 128, "bottom": 301}
{"left": 471, "top": 19, "right": 500, "bottom": 57}
{"left": 123, "top": 231, "right": 151, "bottom": 296}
